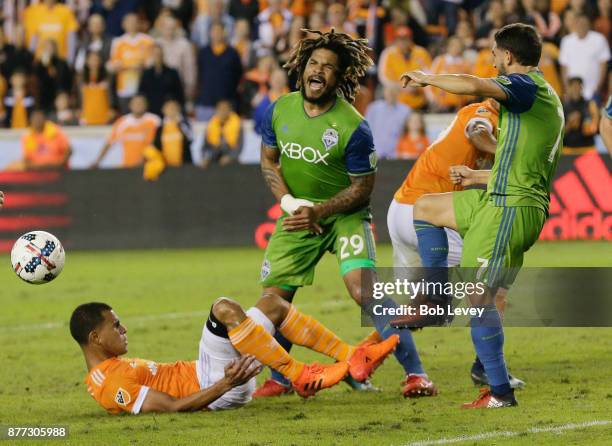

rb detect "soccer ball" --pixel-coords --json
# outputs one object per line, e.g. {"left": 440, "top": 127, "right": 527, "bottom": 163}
{"left": 10, "top": 231, "right": 65, "bottom": 284}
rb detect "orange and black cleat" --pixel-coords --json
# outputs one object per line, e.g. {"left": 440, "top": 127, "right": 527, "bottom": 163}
{"left": 253, "top": 379, "right": 293, "bottom": 398}
{"left": 348, "top": 334, "right": 400, "bottom": 382}
{"left": 461, "top": 388, "right": 518, "bottom": 409}
{"left": 292, "top": 362, "right": 349, "bottom": 398}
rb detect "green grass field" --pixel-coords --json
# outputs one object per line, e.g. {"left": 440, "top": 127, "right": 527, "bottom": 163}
{"left": 0, "top": 241, "right": 611, "bottom": 445}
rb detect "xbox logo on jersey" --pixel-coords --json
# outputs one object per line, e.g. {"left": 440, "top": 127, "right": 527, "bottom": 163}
{"left": 279, "top": 140, "right": 330, "bottom": 165}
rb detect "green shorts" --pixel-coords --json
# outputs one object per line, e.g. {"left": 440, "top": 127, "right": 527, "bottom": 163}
{"left": 453, "top": 189, "right": 546, "bottom": 288}
{"left": 260, "top": 209, "right": 376, "bottom": 288}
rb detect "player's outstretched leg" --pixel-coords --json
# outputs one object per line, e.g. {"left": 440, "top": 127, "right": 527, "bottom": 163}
{"left": 346, "top": 269, "right": 438, "bottom": 398}
{"left": 212, "top": 297, "right": 348, "bottom": 399}
{"left": 253, "top": 287, "right": 296, "bottom": 398}
{"left": 256, "top": 294, "right": 400, "bottom": 383}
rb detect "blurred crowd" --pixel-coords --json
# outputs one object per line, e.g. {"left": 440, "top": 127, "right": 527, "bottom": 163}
{"left": 0, "top": 0, "right": 610, "bottom": 167}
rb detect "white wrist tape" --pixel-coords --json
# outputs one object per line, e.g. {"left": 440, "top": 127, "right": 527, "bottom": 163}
{"left": 280, "top": 194, "right": 314, "bottom": 215}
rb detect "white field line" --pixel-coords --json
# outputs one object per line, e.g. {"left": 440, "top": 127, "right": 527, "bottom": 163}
{"left": 403, "top": 420, "right": 612, "bottom": 446}
{"left": 0, "top": 299, "right": 352, "bottom": 333}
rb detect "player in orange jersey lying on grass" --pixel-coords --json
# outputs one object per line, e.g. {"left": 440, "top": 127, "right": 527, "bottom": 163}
{"left": 70, "top": 294, "right": 398, "bottom": 414}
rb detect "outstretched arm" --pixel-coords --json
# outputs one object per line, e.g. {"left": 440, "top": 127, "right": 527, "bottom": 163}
{"left": 401, "top": 71, "right": 508, "bottom": 101}
{"left": 140, "top": 355, "right": 260, "bottom": 413}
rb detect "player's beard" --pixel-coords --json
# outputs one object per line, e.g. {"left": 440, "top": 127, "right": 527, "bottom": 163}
{"left": 301, "top": 80, "right": 338, "bottom": 106}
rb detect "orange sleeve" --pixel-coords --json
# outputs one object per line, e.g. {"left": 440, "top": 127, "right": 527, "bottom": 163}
{"left": 99, "top": 374, "right": 149, "bottom": 415}
{"left": 107, "top": 119, "right": 121, "bottom": 144}
{"left": 65, "top": 8, "right": 79, "bottom": 33}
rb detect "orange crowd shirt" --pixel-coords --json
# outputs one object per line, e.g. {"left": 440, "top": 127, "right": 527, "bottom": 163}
{"left": 85, "top": 357, "right": 200, "bottom": 414}
{"left": 22, "top": 121, "right": 70, "bottom": 168}
{"left": 394, "top": 101, "right": 498, "bottom": 205}
{"left": 110, "top": 33, "right": 155, "bottom": 98}
{"left": 108, "top": 113, "right": 160, "bottom": 167}
{"left": 25, "top": 2, "right": 78, "bottom": 59}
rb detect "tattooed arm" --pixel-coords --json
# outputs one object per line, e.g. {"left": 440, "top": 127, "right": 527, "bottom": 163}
{"left": 282, "top": 174, "right": 375, "bottom": 232}
{"left": 260, "top": 143, "right": 290, "bottom": 201}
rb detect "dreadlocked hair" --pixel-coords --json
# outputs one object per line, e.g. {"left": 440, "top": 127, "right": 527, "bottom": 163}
{"left": 283, "top": 28, "right": 373, "bottom": 103}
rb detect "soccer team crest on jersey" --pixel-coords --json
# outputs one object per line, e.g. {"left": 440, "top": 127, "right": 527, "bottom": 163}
{"left": 261, "top": 259, "right": 271, "bottom": 280}
{"left": 322, "top": 128, "right": 339, "bottom": 151}
{"left": 369, "top": 152, "right": 378, "bottom": 169}
{"left": 115, "top": 388, "right": 131, "bottom": 406}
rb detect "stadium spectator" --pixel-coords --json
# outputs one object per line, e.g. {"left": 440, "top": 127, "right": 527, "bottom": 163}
{"left": 593, "top": 0, "right": 611, "bottom": 42}
{"left": 455, "top": 19, "right": 477, "bottom": 56}
{"left": 138, "top": 45, "right": 184, "bottom": 116}
{"left": 107, "top": 13, "right": 155, "bottom": 113}
{"left": 195, "top": 22, "right": 243, "bottom": 121}
{"left": 565, "top": 0, "right": 597, "bottom": 20}
{"left": 191, "top": 0, "right": 235, "bottom": 48}
{"left": 540, "top": 41, "right": 563, "bottom": 95}
{"left": 232, "top": 19, "right": 257, "bottom": 70}
{"left": 33, "top": 39, "right": 73, "bottom": 113}
{"left": 396, "top": 112, "right": 429, "bottom": 159}
{"left": 253, "top": 68, "right": 289, "bottom": 135}
{"left": 51, "top": 91, "right": 78, "bottom": 126}
{"left": 201, "top": 100, "right": 243, "bottom": 168}
{"left": 90, "top": 0, "right": 142, "bottom": 38}
{"left": 257, "top": 0, "right": 293, "bottom": 51}
{"left": 378, "top": 26, "right": 431, "bottom": 110}
{"left": 528, "top": 0, "right": 562, "bottom": 42}
{"left": 562, "top": 77, "right": 599, "bottom": 153}
{"left": 383, "top": 6, "right": 430, "bottom": 49}
{"left": 79, "top": 51, "right": 114, "bottom": 125}
{"left": 476, "top": 0, "right": 506, "bottom": 41}
{"left": 4, "top": 70, "right": 34, "bottom": 128}
{"left": 158, "top": 15, "right": 197, "bottom": 101}
{"left": 91, "top": 94, "right": 160, "bottom": 168}
{"left": 152, "top": 98, "right": 193, "bottom": 166}
{"left": 427, "top": 36, "right": 472, "bottom": 111}
{"left": 473, "top": 29, "right": 498, "bottom": 79}
{"left": 20, "top": 109, "right": 71, "bottom": 170}
{"left": 503, "top": 0, "right": 530, "bottom": 24}
{"left": 365, "top": 84, "right": 411, "bottom": 159}
{"left": 324, "top": 3, "right": 358, "bottom": 37}
{"left": 600, "top": 94, "right": 612, "bottom": 155}
{"left": 2, "top": 26, "right": 34, "bottom": 77}
{"left": 424, "top": 0, "right": 462, "bottom": 35}
{"left": 242, "top": 54, "right": 277, "bottom": 116}
{"left": 143, "top": 0, "right": 195, "bottom": 33}
{"left": 229, "top": 0, "right": 260, "bottom": 25}
{"left": 559, "top": 14, "right": 611, "bottom": 100}
{"left": 25, "top": 0, "right": 79, "bottom": 62}
{"left": 74, "top": 14, "right": 113, "bottom": 73}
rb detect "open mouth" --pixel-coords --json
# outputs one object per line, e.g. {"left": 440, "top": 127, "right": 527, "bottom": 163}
{"left": 308, "top": 76, "right": 325, "bottom": 92}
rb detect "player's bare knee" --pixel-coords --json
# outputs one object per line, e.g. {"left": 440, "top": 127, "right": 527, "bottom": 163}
{"left": 414, "top": 195, "right": 435, "bottom": 223}
{"left": 212, "top": 297, "right": 245, "bottom": 328}
{"left": 255, "top": 292, "right": 290, "bottom": 326}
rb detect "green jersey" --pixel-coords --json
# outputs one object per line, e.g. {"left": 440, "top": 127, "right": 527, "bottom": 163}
{"left": 488, "top": 71, "right": 564, "bottom": 213}
{"left": 261, "top": 92, "right": 377, "bottom": 204}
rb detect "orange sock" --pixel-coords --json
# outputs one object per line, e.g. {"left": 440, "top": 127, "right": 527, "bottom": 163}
{"left": 361, "top": 330, "right": 382, "bottom": 345}
{"left": 279, "top": 305, "right": 356, "bottom": 361}
{"left": 228, "top": 317, "right": 305, "bottom": 381}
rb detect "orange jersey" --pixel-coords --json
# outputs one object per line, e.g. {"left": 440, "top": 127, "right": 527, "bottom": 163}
{"left": 25, "top": 3, "right": 78, "bottom": 60}
{"left": 85, "top": 357, "right": 200, "bottom": 414}
{"left": 22, "top": 121, "right": 70, "bottom": 168}
{"left": 379, "top": 45, "right": 432, "bottom": 109}
{"left": 396, "top": 134, "right": 430, "bottom": 159}
{"left": 394, "top": 101, "right": 498, "bottom": 205}
{"left": 110, "top": 33, "right": 155, "bottom": 97}
{"left": 108, "top": 113, "right": 160, "bottom": 167}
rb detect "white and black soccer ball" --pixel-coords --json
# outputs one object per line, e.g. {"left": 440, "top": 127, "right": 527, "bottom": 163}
{"left": 11, "top": 231, "right": 65, "bottom": 284}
